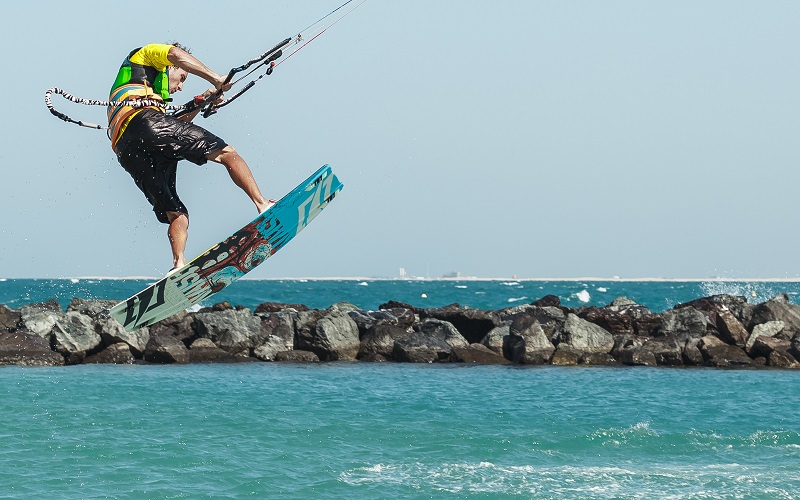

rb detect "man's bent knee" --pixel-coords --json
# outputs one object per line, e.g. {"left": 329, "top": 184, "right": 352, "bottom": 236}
{"left": 166, "top": 211, "right": 189, "bottom": 226}
{"left": 207, "top": 145, "right": 237, "bottom": 164}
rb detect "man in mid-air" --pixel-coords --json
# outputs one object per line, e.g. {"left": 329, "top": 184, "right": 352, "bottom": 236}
{"left": 108, "top": 42, "right": 274, "bottom": 273}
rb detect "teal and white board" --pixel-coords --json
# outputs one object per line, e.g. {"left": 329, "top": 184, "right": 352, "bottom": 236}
{"left": 109, "top": 165, "right": 343, "bottom": 331}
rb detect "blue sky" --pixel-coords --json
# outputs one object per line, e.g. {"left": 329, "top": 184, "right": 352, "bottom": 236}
{"left": 2, "top": 1, "right": 799, "bottom": 279}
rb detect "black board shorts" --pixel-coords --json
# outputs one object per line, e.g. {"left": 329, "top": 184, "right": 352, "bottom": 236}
{"left": 114, "top": 108, "right": 228, "bottom": 224}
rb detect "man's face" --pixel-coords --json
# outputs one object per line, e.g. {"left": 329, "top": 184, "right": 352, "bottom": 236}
{"left": 168, "top": 67, "right": 188, "bottom": 93}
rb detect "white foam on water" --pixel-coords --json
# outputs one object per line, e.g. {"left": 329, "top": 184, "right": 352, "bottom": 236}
{"left": 70, "top": 278, "right": 80, "bottom": 284}
{"left": 576, "top": 289, "right": 591, "bottom": 303}
{"left": 357, "top": 282, "right": 369, "bottom": 286}
{"left": 501, "top": 281, "right": 520, "bottom": 286}
{"left": 598, "top": 287, "right": 608, "bottom": 292}
{"left": 455, "top": 285, "right": 467, "bottom": 289}
{"left": 507, "top": 296, "right": 528, "bottom": 303}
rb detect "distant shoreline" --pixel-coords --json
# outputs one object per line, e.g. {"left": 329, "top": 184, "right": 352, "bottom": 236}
{"left": 4, "top": 276, "right": 800, "bottom": 283}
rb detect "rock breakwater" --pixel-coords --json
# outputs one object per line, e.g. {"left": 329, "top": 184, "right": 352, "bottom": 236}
{"left": 1, "top": 293, "right": 800, "bottom": 368}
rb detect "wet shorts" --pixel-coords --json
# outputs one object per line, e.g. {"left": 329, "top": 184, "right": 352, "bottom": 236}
{"left": 114, "top": 108, "right": 228, "bottom": 224}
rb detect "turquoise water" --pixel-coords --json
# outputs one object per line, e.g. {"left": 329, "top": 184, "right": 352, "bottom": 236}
{"left": 2, "top": 278, "right": 800, "bottom": 312}
{"left": 2, "top": 364, "right": 799, "bottom": 499}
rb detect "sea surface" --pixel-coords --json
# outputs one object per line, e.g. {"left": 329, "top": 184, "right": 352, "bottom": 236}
{"left": 2, "top": 279, "right": 800, "bottom": 499}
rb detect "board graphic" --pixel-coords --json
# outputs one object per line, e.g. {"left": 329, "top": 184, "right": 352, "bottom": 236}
{"left": 108, "top": 165, "right": 343, "bottom": 331}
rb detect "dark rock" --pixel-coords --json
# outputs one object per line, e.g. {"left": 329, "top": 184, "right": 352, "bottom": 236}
{"left": 580, "top": 352, "right": 621, "bottom": 366}
{"left": 612, "top": 336, "right": 657, "bottom": 366}
{"left": 348, "top": 308, "right": 416, "bottom": 336}
{"left": 480, "top": 325, "right": 509, "bottom": 355}
{"left": 199, "top": 301, "right": 234, "bottom": 312}
{"left": 359, "top": 323, "right": 409, "bottom": 359}
{"left": 379, "top": 300, "right": 420, "bottom": 313}
{"left": 551, "top": 347, "right": 581, "bottom": 365}
{"left": 683, "top": 338, "right": 705, "bottom": 366}
{"left": 66, "top": 298, "right": 118, "bottom": 318}
{"left": 0, "top": 331, "right": 64, "bottom": 366}
{"left": 275, "top": 350, "right": 320, "bottom": 363}
{"left": 699, "top": 336, "right": 755, "bottom": 368}
{"left": 676, "top": 295, "right": 750, "bottom": 324}
{"left": 578, "top": 297, "right": 656, "bottom": 337}
{"left": 792, "top": 333, "right": 800, "bottom": 360}
{"left": 308, "top": 312, "right": 360, "bottom": 361}
{"left": 148, "top": 311, "right": 195, "bottom": 345}
{"left": 295, "top": 311, "right": 360, "bottom": 361}
{"left": 0, "top": 305, "right": 21, "bottom": 332}
{"left": 20, "top": 299, "right": 61, "bottom": 314}
{"left": 327, "top": 301, "right": 361, "bottom": 314}
{"left": 193, "top": 308, "right": 262, "bottom": 355}
{"left": 84, "top": 343, "right": 135, "bottom": 364}
{"left": 419, "top": 305, "right": 499, "bottom": 344}
{"left": 768, "top": 350, "right": 800, "bottom": 369}
{"left": 658, "top": 307, "right": 709, "bottom": 341}
{"left": 450, "top": 344, "right": 510, "bottom": 364}
{"left": 749, "top": 294, "right": 800, "bottom": 338}
{"left": 505, "top": 314, "right": 555, "bottom": 364}
{"left": 715, "top": 309, "right": 749, "bottom": 347}
{"left": 255, "top": 302, "right": 310, "bottom": 314}
{"left": 532, "top": 295, "right": 561, "bottom": 307}
{"left": 188, "top": 338, "right": 251, "bottom": 363}
{"left": 359, "top": 353, "right": 388, "bottom": 362}
{"left": 393, "top": 320, "right": 468, "bottom": 363}
{"left": 749, "top": 336, "right": 792, "bottom": 360}
{"left": 144, "top": 331, "right": 190, "bottom": 363}
{"left": 501, "top": 306, "right": 566, "bottom": 342}
{"left": 294, "top": 310, "right": 326, "bottom": 352}
{"left": 96, "top": 317, "right": 150, "bottom": 356}
{"left": 253, "top": 312, "right": 295, "bottom": 361}
{"left": 556, "top": 314, "right": 614, "bottom": 353}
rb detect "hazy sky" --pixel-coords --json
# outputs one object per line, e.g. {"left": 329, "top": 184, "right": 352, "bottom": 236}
{"left": 2, "top": 1, "right": 799, "bottom": 279}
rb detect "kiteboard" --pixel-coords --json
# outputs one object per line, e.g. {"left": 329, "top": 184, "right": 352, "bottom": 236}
{"left": 108, "top": 165, "right": 343, "bottom": 331}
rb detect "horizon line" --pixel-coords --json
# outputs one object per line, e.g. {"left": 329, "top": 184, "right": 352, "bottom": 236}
{"left": 4, "top": 276, "right": 800, "bottom": 283}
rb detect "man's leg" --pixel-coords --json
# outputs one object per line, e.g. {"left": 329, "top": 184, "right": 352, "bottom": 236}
{"left": 207, "top": 145, "right": 273, "bottom": 213}
{"left": 166, "top": 211, "right": 189, "bottom": 270}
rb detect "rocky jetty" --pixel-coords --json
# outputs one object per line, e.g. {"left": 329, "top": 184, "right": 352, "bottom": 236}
{"left": 1, "top": 293, "right": 800, "bottom": 368}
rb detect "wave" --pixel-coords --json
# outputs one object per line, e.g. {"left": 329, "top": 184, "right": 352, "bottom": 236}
{"left": 339, "top": 459, "right": 800, "bottom": 497}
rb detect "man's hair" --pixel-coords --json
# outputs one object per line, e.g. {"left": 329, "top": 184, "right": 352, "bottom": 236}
{"left": 170, "top": 42, "right": 191, "bottom": 54}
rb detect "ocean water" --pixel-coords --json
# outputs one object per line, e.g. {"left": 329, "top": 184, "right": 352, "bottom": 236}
{"left": 2, "top": 278, "right": 800, "bottom": 313}
{"left": 1, "top": 364, "right": 799, "bottom": 499}
{"left": 2, "top": 279, "right": 800, "bottom": 498}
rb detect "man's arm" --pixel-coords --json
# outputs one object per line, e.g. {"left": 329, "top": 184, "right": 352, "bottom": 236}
{"left": 167, "top": 47, "right": 232, "bottom": 91}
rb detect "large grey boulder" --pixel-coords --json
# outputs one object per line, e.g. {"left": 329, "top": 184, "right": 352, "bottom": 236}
{"left": 84, "top": 343, "right": 135, "bottom": 364}
{"left": 612, "top": 335, "right": 683, "bottom": 366}
{"left": 749, "top": 294, "right": 800, "bottom": 338}
{"left": 194, "top": 308, "right": 262, "bottom": 355}
{"left": 296, "top": 312, "right": 360, "bottom": 361}
{"left": 715, "top": 308, "right": 749, "bottom": 347}
{"left": 144, "top": 331, "right": 190, "bottom": 363}
{"left": 52, "top": 312, "right": 102, "bottom": 363}
{"left": 275, "top": 350, "right": 319, "bottom": 363}
{"left": 698, "top": 335, "right": 755, "bottom": 368}
{"left": 745, "top": 321, "right": 785, "bottom": 356}
{"left": 658, "top": 307, "right": 709, "bottom": 341}
{"left": 393, "top": 319, "right": 468, "bottom": 363}
{"left": 253, "top": 312, "right": 295, "bottom": 361}
{"left": 0, "top": 331, "right": 64, "bottom": 366}
{"left": 96, "top": 317, "right": 150, "bottom": 356}
{"left": 66, "top": 298, "right": 118, "bottom": 318}
{"left": 480, "top": 325, "right": 509, "bottom": 355}
{"left": 556, "top": 313, "right": 614, "bottom": 353}
{"left": 359, "top": 323, "right": 409, "bottom": 360}
{"left": 504, "top": 314, "right": 555, "bottom": 364}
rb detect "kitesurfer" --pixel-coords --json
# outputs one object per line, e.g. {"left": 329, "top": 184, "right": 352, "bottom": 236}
{"left": 108, "top": 43, "right": 274, "bottom": 272}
